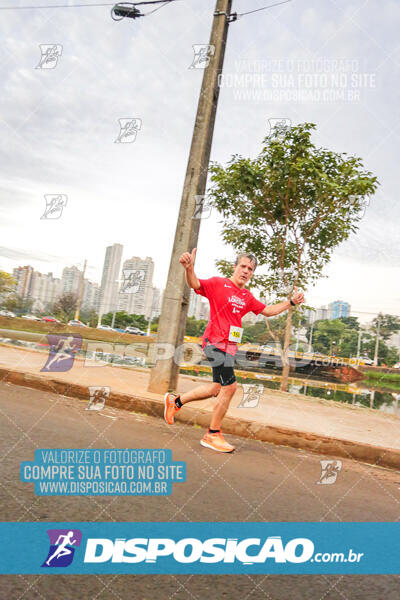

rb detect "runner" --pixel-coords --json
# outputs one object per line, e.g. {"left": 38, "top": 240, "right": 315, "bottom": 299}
{"left": 164, "top": 248, "right": 305, "bottom": 453}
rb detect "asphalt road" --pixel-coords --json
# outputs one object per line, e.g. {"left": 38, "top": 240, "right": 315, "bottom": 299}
{"left": 0, "top": 381, "right": 399, "bottom": 599}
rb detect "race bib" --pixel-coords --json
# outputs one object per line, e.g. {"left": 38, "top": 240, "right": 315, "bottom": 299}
{"left": 228, "top": 325, "right": 243, "bottom": 343}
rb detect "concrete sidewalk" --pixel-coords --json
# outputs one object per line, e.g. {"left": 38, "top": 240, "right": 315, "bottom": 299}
{"left": 0, "top": 345, "right": 399, "bottom": 469}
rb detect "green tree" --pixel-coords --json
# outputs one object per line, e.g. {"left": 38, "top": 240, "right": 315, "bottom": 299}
{"left": 0, "top": 271, "right": 16, "bottom": 299}
{"left": 52, "top": 293, "right": 78, "bottom": 323}
{"left": 338, "top": 316, "right": 359, "bottom": 331}
{"left": 102, "top": 312, "right": 148, "bottom": 330}
{"left": 242, "top": 321, "right": 267, "bottom": 344}
{"left": 209, "top": 122, "right": 378, "bottom": 390}
{"left": 185, "top": 317, "right": 208, "bottom": 337}
{"left": 371, "top": 313, "right": 400, "bottom": 341}
{"left": 305, "top": 317, "right": 362, "bottom": 358}
{"left": 79, "top": 308, "right": 98, "bottom": 328}
{"left": 2, "top": 293, "right": 33, "bottom": 316}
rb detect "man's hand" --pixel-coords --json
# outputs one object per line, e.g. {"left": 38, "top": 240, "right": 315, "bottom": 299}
{"left": 179, "top": 247, "right": 197, "bottom": 270}
{"left": 291, "top": 286, "right": 305, "bottom": 305}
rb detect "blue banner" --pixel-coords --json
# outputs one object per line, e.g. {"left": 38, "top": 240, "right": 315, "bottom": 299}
{"left": 0, "top": 522, "right": 398, "bottom": 574}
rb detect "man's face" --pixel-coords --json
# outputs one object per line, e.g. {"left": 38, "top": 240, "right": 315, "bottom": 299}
{"left": 233, "top": 258, "right": 255, "bottom": 285}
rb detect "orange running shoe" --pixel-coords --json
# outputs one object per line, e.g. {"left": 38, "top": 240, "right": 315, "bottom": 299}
{"left": 164, "top": 393, "right": 181, "bottom": 425}
{"left": 200, "top": 430, "right": 235, "bottom": 453}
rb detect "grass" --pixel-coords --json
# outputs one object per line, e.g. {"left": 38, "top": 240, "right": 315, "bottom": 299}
{"left": 362, "top": 370, "right": 400, "bottom": 391}
{"left": 363, "top": 370, "right": 400, "bottom": 384}
{"left": 0, "top": 316, "right": 153, "bottom": 347}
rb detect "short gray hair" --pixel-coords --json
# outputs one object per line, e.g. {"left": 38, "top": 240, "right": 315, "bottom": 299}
{"left": 235, "top": 253, "right": 258, "bottom": 270}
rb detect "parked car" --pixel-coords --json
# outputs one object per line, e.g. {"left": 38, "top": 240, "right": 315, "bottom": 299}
{"left": 68, "top": 319, "right": 87, "bottom": 327}
{"left": 41, "top": 316, "right": 61, "bottom": 323}
{"left": 392, "top": 362, "right": 400, "bottom": 369}
{"left": 124, "top": 326, "right": 146, "bottom": 336}
{"left": 360, "top": 356, "right": 374, "bottom": 366}
{"left": 0, "top": 310, "right": 16, "bottom": 317}
{"left": 97, "top": 324, "right": 115, "bottom": 331}
{"left": 21, "top": 314, "right": 41, "bottom": 321}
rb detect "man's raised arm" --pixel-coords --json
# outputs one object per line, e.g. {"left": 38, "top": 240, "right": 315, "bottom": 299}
{"left": 179, "top": 247, "right": 201, "bottom": 290}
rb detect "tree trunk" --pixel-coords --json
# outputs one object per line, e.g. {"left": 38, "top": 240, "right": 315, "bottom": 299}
{"left": 280, "top": 307, "right": 293, "bottom": 391}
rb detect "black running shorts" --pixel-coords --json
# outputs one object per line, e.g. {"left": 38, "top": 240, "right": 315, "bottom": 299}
{"left": 204, "top": 343, "right": 236, "bottom": 387}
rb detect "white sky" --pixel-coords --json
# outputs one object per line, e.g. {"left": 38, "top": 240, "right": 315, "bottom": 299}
{"left": 0, "top": 0, "right": 399, "bottom": 323}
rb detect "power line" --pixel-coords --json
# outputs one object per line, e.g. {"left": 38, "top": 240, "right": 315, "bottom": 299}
{"left": 0, "top": 0, "right": 175, "bottom": 10}
{"left": 238, "top": 0, "right": 296, "bottom": 18}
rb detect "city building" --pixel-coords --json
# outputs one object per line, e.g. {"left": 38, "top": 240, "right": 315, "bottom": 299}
{"left": 328, "top": 300, "right": 351, "bottom": 320}
{"left": 149, "top": 286, "right": 162, "bottom": 319}
{"left": 82, "top": 280, "right": 100, "bottom": 312}
{"left": 98, "top": 243, "right": 123, "bottom": 316}
{"left": 315, "top": 306, "right": 328, "bottom": 321}
{"left": 118, "top": 256, "right": 154, "bottom": 319}
{"left": 61, "top": 266, "right": 82, "bottom": 297}
{"left": 12, "top": 266, "right": 33, "bottom": 298}
{"left": 12, "top": 266, "right": 62, "bottom": 311}
{"left": 188, "top": 288, "right": 209, "bottom": 321}
{"left": 30, "top": 272, "right": 62, "bottom": 311}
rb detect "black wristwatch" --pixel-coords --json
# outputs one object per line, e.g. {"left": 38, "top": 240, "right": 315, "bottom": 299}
{"left": 290, "top": 298, "right": 296, "bottom": 307}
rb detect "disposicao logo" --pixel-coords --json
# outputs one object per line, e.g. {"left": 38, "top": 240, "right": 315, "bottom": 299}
{"left": 42, "top": 529, "right": 82, "bottom": 568}
{"left": 83, "top": 536, "right": 314, "bottom": 564}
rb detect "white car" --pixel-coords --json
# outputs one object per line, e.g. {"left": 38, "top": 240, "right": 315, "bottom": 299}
{"left": 360, "top": 356, "right": 374, "bottom": 366}
{"left": 393, "top": 362, "right": 400, "bottom": 369}
{"left": 68, "top": 319, "right": 87, "bottom": 327}
{"left": 0, "top": 310, "right": 16, "bottom": 317}
{"left": 97, "top": 325, "right": 115, "bottom": 331}
{"left": 21, "top": 314, "right": 41, "bottom": 321}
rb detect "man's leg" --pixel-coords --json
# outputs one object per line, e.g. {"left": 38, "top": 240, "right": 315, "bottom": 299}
{"left": 180, "top": 382, "right": 221, "bottom": 405}
{"left": 199, "top": 351, "right": 238, "bottom": 452}
{"left": 164, "top": 382, "right": 221, "bottom": 425}
{"left": 209, "top": 381, "right": 237, "bottom": 430}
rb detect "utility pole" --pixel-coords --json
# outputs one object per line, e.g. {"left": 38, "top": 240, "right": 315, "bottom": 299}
{"left": 356, "top": 328, "right": 362, "bottom": 359}
{"left": 373, "top": 313, "right": 381, "bottom": 366}
{"left": 148, "top": 0, "right": 233, "bottom": 393}
{"left": 74, "top": 259, "right": 87, "bottom": 321}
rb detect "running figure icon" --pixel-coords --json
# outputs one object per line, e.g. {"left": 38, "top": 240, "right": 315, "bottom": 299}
{"left": 45, "top": 531, "right": 77, "bottom": 566}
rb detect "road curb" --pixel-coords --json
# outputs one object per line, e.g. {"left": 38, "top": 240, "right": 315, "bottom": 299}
{"left": 1, "top": 366, "right": 399, "bottom": 470}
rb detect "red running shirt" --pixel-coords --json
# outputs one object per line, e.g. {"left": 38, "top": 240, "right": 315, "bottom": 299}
{"left": 194, "top": 277, "right": 267, "bottom": 356}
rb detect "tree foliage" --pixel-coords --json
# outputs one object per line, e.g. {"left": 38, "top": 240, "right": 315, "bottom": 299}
{"left": 52, "top": 293, "right": 78, "bottom": 322}
{"left": 2, "top": 293, "right": 33, "bottom": 315}
{"left": 102, "top": 311, "right": 148, "bottom": 330}
{"left": 209, "top": 122, "right": 379, "bottom": 295}
{"left": 0, "top": 271, "right": 16, "bottom": 297}
{"left": 208, "top": 122, "right": 379, "bottom": 388}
